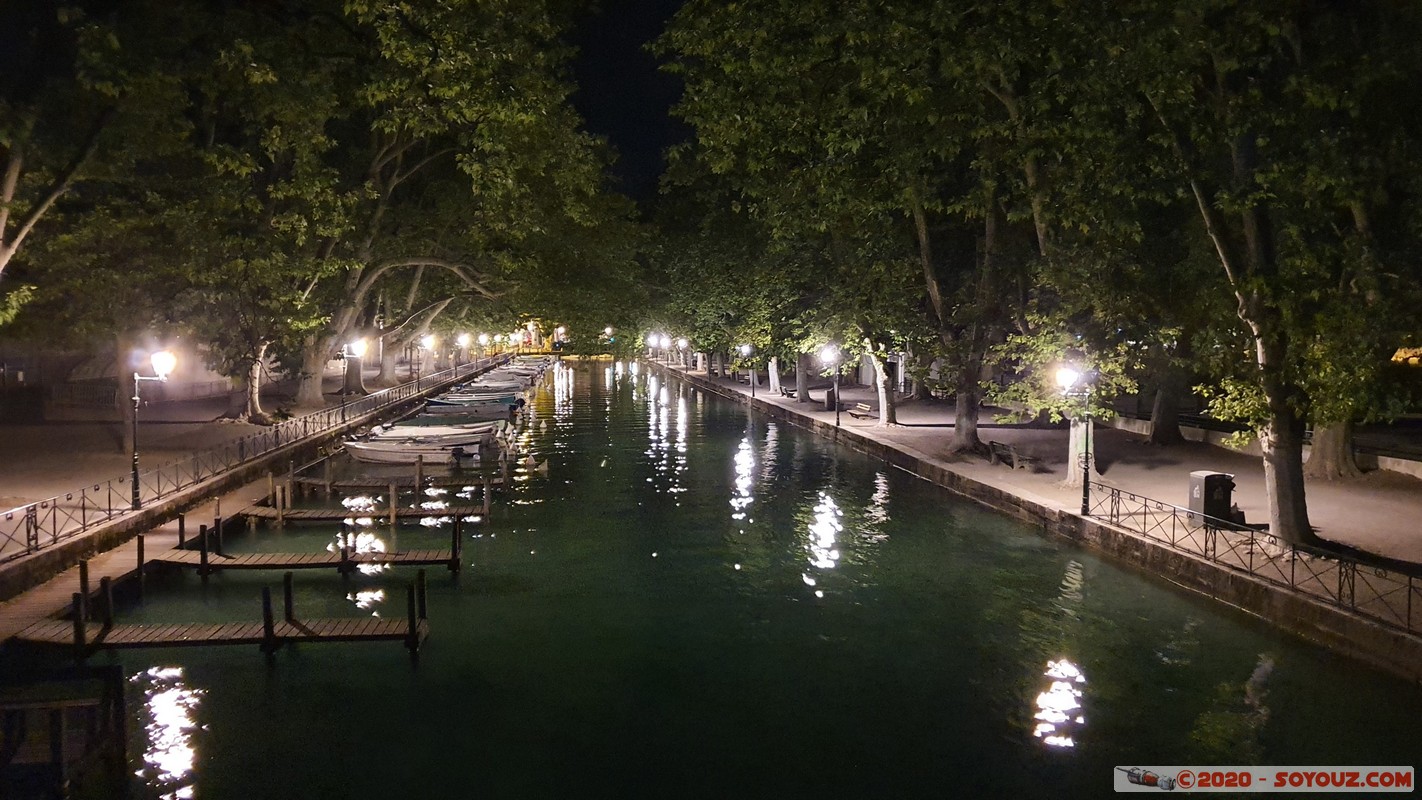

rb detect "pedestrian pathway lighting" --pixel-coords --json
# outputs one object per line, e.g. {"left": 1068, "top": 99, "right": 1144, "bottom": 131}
{"left": 677, "top": 338, "right": 689, "bottom": 367}
{"left": 1056, "top": 363, "right": 1093, "bottom": 516}
{"left": 457, "top": 333, "right": 470, "bottom": 364}
{"left": 131, "top": 349, "right": 176, "bottom": 510}
{"left": 819, "top": 344, "right": 841, "bottom": 426}
{"left": 659, "top": 334, "right": 672, "bottom": 362}
{"left": 740, "top": 343, "right": 755, "bottom": 397}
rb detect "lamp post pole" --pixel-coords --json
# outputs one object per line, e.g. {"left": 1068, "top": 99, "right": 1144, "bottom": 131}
{"left": 130, "top": 351, "right": 175, "bottom": 510}
{"left": 1079, "top": 387, "right": 1091, "bottom": 516}
{"left": 834, "top": 365, "right": 841, "bottom": 426}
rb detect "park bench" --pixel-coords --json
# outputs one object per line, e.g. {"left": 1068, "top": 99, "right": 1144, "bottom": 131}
{"left": 847, "top": 403, "right": 875, "bottom": 420}
{"left": 987, "top": 440, "right": 1041, "bottom": 471}
{"left": 779, "top": 386, "right": 796, "bottom": 398}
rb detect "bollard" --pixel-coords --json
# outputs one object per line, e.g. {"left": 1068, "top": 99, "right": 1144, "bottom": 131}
{"left": 99, "top": 577, "right": 114, "bottom": 629}
{"left": 261, "top": 587, "right": 276, "bottom": 653}
{"left": 178, "top": 514, "right": 186, "bottom": 547}
{"left": 389, "top": 482, "right": 399, "bottom": 525}
{"left": 77, "top": 561, "right": 90, "bottom": 620}
{"left": 198, "top": 524, "right": 209, "bottom": 577}
{"left": 283, "top": 572, "right": 295, "bottom": 622}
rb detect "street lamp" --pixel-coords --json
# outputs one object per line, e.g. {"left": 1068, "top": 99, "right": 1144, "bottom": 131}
{"left": 740, "top": 343, "right": 755, "bottom": 397}
{"left": 819, "top": 344, "right": 841, "bottom": 426}
{"left": 1056, "top": 364, "right": 1093, "bottom": 516}
{"left": 131, "top": 349, "right": 176, "bottom": 510}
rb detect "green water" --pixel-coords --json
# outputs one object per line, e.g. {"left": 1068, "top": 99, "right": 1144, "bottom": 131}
{"left": 23, "top": 362, "right": 1422, "bottom": 798}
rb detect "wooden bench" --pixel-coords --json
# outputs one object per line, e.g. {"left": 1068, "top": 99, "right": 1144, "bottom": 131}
{"left": 847, "top": 402, "right": 875, "bottom": 420}
{"left": 779, "top": 386, "right": 796, "bottom": 398}
{"left": 988, "top": 440, "right": 1040, "bottom": 470}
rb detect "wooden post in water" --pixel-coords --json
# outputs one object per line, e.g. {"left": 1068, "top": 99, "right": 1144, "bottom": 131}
{"left": 481, "top": 475, "right": 491, "bottom": 515}
{"left": 450, "top": 516, "right": 462, "bottom": 573}
{"left": 416, "top": 569, "right": 428, "bottom": 620}
{"left": 415, "top": 455, "right": 424, "bottom": 491}
{"left": 276, "top": 484, "right": 285, "bottom": 528}
{"left": 405, "top": 583, "right": 419, "bottom": 653}
{"left": 261, "top": 587, "right": 277, "bottom": 653}
{"left": 338, "top": 523, "right": 352, "bottom": 576}
{"left": 214, "top": 499, "right": 221, "bottom": 537}
{"left": 177, "top": 513, "right": 186, "bottom": 547}
{"left": 77, "top": 560, "right": 90, "bottom": 620}
{"left": 268, "top": 472, "right": 276, "bottom": 506}
{"left": 71, "top": 592, "right": 87, "bottom": 657}
{"left": 324, "top": 458, "right": 333, "bottom": 499}
{"left": 214, "top": 520, "right": 224, "bottom": 557}
{"left": 283, "top": 572, "right": 295, "bottom": 622}
{"left": 389, "top": 482, "right": 398, "bottom": 525}
{"left": 99, "top": 577, "right": 114, "bottom": 630}
{"left": 198, "top": 524, "right": 209, "bottom": 578}
{"left": 136, "top": 534, "right": 145, "bottom": 596}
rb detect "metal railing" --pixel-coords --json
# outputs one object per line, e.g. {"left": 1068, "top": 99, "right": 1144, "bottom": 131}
{"left": 0, "top": 357, "right": 505, "bottom": 567}
{"left": 1088, "top": 484, "right": 1421, "bottom": 637}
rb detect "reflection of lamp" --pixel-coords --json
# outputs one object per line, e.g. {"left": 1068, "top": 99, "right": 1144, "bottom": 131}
{"left": 1056, "top": 363, "right": 1093, "bottom": 515}
{"left": 131, "top": 350, "right": 176, "bottom": 510}
{"left": 819, "top": 345, "right": 841, "bottom": 425}
{"left": 740, "top": 344, "right": 755, "bottom": 397}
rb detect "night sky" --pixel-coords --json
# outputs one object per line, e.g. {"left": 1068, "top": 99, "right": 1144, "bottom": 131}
{"left": 570, "top": 0, "right": 690, "bottom": 203}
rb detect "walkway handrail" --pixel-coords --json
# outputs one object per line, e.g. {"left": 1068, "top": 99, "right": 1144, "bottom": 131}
{"left": 0, "top": 357, "right": 503, "bottom": 566}
{"left": 1087, "top": 484, "right": 1420, "bottom": 637}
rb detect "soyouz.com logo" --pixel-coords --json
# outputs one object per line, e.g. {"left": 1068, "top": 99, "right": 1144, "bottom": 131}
{"left": 1114, "top": 766, "right": 1414, "bottom": 792}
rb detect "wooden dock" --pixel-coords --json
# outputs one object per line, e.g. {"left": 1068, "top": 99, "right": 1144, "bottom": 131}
{"left": 14, "top": 617, "right": 428, "bottom": 650}
{"left": 242, "top": 505, "right": 485, "bottom": 521}
{"left": 152, "top": 548, "right": 456, "bottom": 572}
{"left": 15, "top": 571, "right": 432, "bottom": 656}
{"left": 291, "top": 476, "right": 505, "bottom": 490}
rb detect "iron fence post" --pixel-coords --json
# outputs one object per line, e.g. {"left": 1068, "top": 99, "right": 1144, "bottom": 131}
{"left": 25, "top": 505, "right": 37, "bottom": 552}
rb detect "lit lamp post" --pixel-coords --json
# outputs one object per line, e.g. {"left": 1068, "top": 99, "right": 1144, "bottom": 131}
{"left": 819, "top": 344, "right": 841, "bottom": 426}
{"left": 131, "top": 349, "right": 176, "bottom": 510}
{"left": 1056, "top": 364, "right": 1093, "bottom": 516}
{"left": 419, "top": 334, "right": 435, "bottom": 383}
{"left": 477, "top": 333, "right": 490, "bottom": 361}
{"left": 740, "top": 343, "right": 755, "bottom": 397}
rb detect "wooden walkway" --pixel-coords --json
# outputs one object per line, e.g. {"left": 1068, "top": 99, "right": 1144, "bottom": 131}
{"left": 14, "top": 617, "right": 429, "bottom": 651}
{"left": 242, "top": 505, "right": 485, "bottom": 521}
{"left": 291, "top": 476, "right": 505, "bottom": 490}
{"left": 152, "top": 548, "right": 456, "bottom": 572}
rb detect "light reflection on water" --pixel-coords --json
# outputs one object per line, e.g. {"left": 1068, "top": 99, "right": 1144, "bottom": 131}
{"left": 327, "top": 529, "right": 389, "bottom": 575}
{"left": 132, "top": 666, "right": 202, "bottom": 800}
{"left": 806, "top": 491, "right": 843, "bottom": 574}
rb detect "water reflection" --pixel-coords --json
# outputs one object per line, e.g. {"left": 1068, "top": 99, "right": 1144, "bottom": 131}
{"left": 327, "top": 529, "right": 389, "bottom": 575}
{"left": 730, "top": 436, "right": 755, "bottom": 523}
{"left": 1033, "top": 658, "right": 1087, "bottom": 748}
{"left": 132, "top": 666, "right": 202, "bottom": 800}
{"left": 347, "top": 588, "right": 386, "bottom": 615}
{"left": 807, "top": 492, "right": 843, "bottom": 572}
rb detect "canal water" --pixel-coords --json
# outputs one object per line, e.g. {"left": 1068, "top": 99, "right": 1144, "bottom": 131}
{"left": 23, "top": 362, "right": 1422, "bottom": 797}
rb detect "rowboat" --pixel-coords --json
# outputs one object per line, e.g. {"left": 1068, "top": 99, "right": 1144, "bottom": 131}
{"left": 344, "top": 440, "right": 484, "bottom": 465}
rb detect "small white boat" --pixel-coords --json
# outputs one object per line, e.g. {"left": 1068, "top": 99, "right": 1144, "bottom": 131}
{"left": 374, "top": 420, "right": 508, "bottom": 440}
{"left": 345, "top": 440, "right": 483, "bottom": 465}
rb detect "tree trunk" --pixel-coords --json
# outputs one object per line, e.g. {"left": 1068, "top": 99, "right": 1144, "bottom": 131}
{"left": 342, "top": 355, "right": 368, "bottom": 395}
{"left": 795, "top": 353, "right": 812, "bottom": 402}
{"left": 293, "top": 335, "right": 329, "bottom": 408}
{"left": 865, "top": 347, "right": 897, "bottom": 426}
{"left": 1260, "top": 411, "right": 1316, "bottom": 545}
{"left": 1303, "top": 420, "right": 1361, "bottom": 480}
{"left": 372, "top": 331, "right": 400, "bottom": 386}
{"left": 245, "top": 352, "right": 269, "bottom": 423}
{"left": 1148, "top": 387, "right": 1185, "bottom": 445}
{"left": 767, "top": 357, "right": 781, "bottom": 395}
{"left": 952, "top": 356, "right": 982, "bottom": 451}
{"left": 1063, "top": 415, "right": 1094, "bottom": 488}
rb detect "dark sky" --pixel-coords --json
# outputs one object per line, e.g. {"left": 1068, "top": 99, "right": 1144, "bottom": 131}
{"left": 570, "top": 0, "right": 691, "bottom": 203}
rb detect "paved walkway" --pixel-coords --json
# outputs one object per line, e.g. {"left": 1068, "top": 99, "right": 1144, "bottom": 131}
{"left": 685, "top": 368, "right": 1422, "bottom": 566}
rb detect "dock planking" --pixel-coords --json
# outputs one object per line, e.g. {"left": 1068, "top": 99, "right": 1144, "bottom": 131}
{"left": 151, "top": 549, "right": 455, "bottom": 571}
{"left": 14, "top": 618, "right": 428, "bottom": 649}
{"left": 242, "top": 505, "right": 486, "bottom": 521}
{"left": 291, "top": 476, "right": 505, "bottom": 490}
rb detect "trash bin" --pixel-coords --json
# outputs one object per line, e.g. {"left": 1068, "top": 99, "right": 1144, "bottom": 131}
{"left": 824, "top": 385, "right": 837, "bottom": 411}
{"left": 1188, "top": 471, "right": 1235, "bottom": 521}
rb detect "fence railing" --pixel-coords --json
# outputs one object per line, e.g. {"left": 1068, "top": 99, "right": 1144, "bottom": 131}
{"left": 1088, "top": 484, "right": 1421, "bottom": 638}
{"left": 0, "top": 357, "right": 506, "bottom": 567}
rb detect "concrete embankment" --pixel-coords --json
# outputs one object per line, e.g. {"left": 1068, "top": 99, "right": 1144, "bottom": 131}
{"left": 655, "top": 363, "right": 1422, "bottom": 684}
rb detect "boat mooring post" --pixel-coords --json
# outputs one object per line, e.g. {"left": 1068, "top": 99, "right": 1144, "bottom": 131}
{"left": 99, "top": 577, "right": 114, "bottom": 630}
{"left": 261, "top": 587, "right": 277, "bottom": 654}
{"left": 283, "top": 572, "right": 295, "bottom": 622}
{"left": 450, "top": 515, "right": 462, "bottom": 573}
{"left": 415, "top": 455, "right": 424, "bottom": 491}
{"left": 198, "top": 524, "right": 209, "bottom": 579}
{"left": 177, "top": 513, "right": 186, "bottom": 547}
{"left": 389, "top": 482, "right": 398, "bottom": 525}
{"left": 416, "top": 569, "right": 428, "bottom": 620}
{"left": 77, "top": 560, "right": 90, "bottom": 620}
{"left": 136, "top": 534, "right": 145, "bottom": 596}
{"left": 71, "top": 592, "right": 87, "bottom": 656}
{"left": 405, "top": 583, "right": 419, "bottom": 653}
